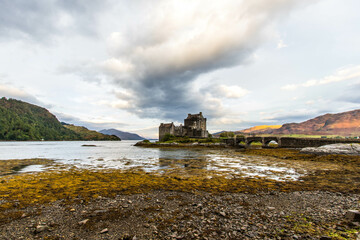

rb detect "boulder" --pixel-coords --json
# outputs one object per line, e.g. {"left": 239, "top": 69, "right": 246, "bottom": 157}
{"left": 300, "top": 143, "right": 360, "bottom": 155}
{"left": 345, "top": 210, "right": 360, "bottom": 222}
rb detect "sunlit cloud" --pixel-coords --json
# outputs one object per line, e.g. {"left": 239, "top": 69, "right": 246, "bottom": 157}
{"left": 282, "top": 65, "right": 360, "bottom": 90}
{"left": 277, "top": 39, "right": 288, "bottom": 49}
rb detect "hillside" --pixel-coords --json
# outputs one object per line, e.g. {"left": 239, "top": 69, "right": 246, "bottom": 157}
{"left": 240, "top": 109, "right": 360, "bottom": 136}
{"left": 238, "top": 125, "right": 282, "bottom": 134}
{"left": 0, "top": 97, "right": 120, "bottom": 141}
{"left": 100, "top": 129, "right": 144, "bottom": 140}
{"left": 269, "top": 109, "right": 360, "bottom": 136}
{"left": 0, "top": 98, "right": 79, "bottom": 140}
{"left": 63, "top": 124, "right": 120, "bottom": 141}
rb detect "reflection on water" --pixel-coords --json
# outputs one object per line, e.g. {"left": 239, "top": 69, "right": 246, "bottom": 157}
{"left": 17, "top": 164, "right": 46, "bottom": 173}
{"left": 0, "top": 141, "right": 302, "bottom": 180}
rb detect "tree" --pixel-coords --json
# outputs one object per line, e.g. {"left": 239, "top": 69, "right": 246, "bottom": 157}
{"left": 220, "top": 132, "right": 235, "bottom": 138}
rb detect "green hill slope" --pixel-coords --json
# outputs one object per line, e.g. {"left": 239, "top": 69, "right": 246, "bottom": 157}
{"left": 0, "top": 97, "right": 119, "bottom": 141}
{"left": 63, "top": 124, "right": 120, "bottom": 141}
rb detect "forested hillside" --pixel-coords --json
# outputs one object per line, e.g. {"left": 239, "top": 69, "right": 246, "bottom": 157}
{"left": 0, "top": 98, "right": 119, "bottom": 141}
{"left": 63, "top": 124, "right": 120, "bottom": 141}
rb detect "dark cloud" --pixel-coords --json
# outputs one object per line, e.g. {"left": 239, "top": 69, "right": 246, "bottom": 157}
{"left": 102, "top": 0, "right": 306, "bottom": 122}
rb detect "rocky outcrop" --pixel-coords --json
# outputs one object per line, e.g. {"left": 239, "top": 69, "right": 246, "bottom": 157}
{"left": 300, "top": 143, "right": 360, "bottom": 155}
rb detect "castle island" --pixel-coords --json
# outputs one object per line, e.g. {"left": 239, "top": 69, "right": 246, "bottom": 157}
{"left": 159, "top": 112, "right": 209, "bottom": 141}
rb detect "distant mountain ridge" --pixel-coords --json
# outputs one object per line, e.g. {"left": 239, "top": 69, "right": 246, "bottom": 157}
{"left": 62, "top": 124, "right": 120, "bottom": 141}
{"left": 237, "top": 109, "right": 360, "bottom": 136}
{"left": 0, "top": 97, "right": 120, "bottom": 141}
{"left": 269, "top": 109, "right": 360, "bottom": 136}
{"left": 100, "top": 129, "right": 145, "bottom": 140}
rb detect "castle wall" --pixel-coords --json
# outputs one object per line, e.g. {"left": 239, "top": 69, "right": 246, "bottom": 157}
{"left": 159, "top": 112, "right": 209, "bottom": 140}
{"left": 159, "top": 124, "right": 175, "bottom": 141}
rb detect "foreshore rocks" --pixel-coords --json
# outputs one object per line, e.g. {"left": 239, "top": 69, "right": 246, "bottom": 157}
{"left": 300, "top": 143, "right": 360, "bottom": 155}
{"left": 134, "top": 141, "right": 228, "bottom": 148}
{"left": 1, "top": 190, "right": 359, "bottom": 239}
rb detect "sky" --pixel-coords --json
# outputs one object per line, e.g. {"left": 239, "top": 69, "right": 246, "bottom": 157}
{"left": 1, "top": 0, "right": 360, "bottom": 138}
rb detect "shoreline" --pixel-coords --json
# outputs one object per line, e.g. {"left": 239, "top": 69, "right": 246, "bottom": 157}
{"left": 0, "top": 148, "right": 359, "bottom": 239}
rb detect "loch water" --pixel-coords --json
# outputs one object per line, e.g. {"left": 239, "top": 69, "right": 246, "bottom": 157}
{"left": 0, "top": 140, "right": 300, "bottom": 180}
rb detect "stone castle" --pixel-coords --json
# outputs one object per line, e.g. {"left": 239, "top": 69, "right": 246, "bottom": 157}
{"left": 159, "top": 112, "right": 209, "bottom": 141}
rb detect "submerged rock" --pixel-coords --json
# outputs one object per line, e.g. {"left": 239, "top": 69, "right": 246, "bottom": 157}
{"left": 300, "top": 143, "right": 360, "bottom": 155}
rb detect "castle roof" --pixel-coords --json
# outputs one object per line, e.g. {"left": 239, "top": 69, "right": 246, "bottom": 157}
{"left": 160, "top": 122, "right": 174, "bottom": 128}
{"left": 186, "top": 112, "right": 204, "bottom": 120}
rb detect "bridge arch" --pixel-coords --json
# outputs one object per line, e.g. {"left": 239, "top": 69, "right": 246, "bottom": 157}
{"left": 262, "top": 137, "right": 280, "bottom": 148}
{"left": 245, "top": 137, "right": 263, "bottom": 148}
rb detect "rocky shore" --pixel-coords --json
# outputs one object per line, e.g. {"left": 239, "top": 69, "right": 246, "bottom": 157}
{"left": 301, "top": 143, "right": 360, "bottom": 156}
{"left": 1, "top": 190, "right": 359, "bottom": 240}
{"left": 0, "top": 148, "right": 359, "bottom": 239}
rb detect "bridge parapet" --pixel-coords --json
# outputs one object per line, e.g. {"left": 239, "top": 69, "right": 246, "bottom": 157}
{"left": 279, "top": 137, "right": 360, "bottom": 148}
{"left": 221, "top": 136, "right": 360, "bottom": 148}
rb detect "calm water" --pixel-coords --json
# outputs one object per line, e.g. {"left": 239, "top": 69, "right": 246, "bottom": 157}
{"left": 0, "top": 141, "right": 300, "bottom": 180}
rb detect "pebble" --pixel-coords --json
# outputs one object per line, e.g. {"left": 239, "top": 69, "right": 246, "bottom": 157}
{"left": 78, "top": 219, "right": 89, "bottom": 225}
{"left": 35, "top": 225, "right": 47, "bottom": 233}
{"left": 1, "top": 191, "right": 359, "bottom": 239}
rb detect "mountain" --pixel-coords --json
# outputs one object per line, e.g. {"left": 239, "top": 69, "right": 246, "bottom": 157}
{"left": 237, "top": 125, "right": 282, "bottom": 134}
{"left": 63, "top": 124, "right": 120, "bottom": 141}
{"left": 241, "top": 110, "right": 360, "bottom": 136}
{"left": 212, "top": 125, "right": 282, "bottom": 137}
{"left": 269, "top": 109, "right": 360, "bottom": 136}
{"left": 0, "top": 97, "right": 120, "bottom": 141}
{"left": 100, "top": 129, "right": 145, "bottom": 140}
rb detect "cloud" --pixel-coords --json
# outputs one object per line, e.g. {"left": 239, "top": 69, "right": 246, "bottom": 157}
{"left": 57, "top": 61, "right": 104, "bottom": 83}
{"left": 0, "top": 0, "right": 106, "bottom": 41}
{"left": 210, "top": 85, "right": 250, "bottom": 99}
{"left": 337, "top": 82, "right": 360, "bottom": 104}
{"left": 99, "top": 0, "right": 308, "bottom": 121}
{"left": 282, "top": 65, "right": 360, "bottom": 90}
{"left": 0, "top": 83, "right": 48, "bottom": 107}
{"left": 262, "top": 108, "right": 333, "bottom": 123}
{"left": 54, "top": 111, "right": 128, "bottom": 131}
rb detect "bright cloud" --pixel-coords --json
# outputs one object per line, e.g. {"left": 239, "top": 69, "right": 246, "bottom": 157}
{"left": 282, "top": 65, "right": 360, "bottom": 90}
{"left": 0, "top": 83, "right": 44, "bottom": 106}
{"left": 218, "top": 85, "right": 250, "bottom": 99}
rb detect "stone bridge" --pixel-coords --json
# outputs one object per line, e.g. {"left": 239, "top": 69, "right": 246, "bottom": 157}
{"left": 222, "top": 136, "right": 360, "bottom": 148}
